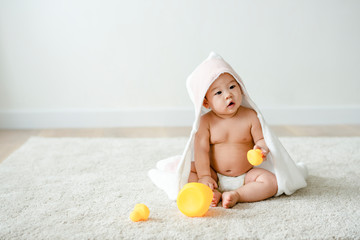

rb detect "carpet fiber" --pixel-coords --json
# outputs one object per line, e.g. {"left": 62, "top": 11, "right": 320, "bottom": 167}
{"left": 0, "top": 137, "right": 359, "bottom": 239}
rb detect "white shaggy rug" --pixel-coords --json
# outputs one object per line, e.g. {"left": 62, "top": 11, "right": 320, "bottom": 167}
{"left": 0, "top": 137, "right": 359, "bottom": 239}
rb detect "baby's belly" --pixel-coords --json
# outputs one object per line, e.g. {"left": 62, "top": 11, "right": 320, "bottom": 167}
{"left": 210, "top": 142, "right": 253, "bottom": 177}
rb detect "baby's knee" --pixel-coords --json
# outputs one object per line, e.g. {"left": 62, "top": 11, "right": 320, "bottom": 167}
{"left": 247, "top": 169, "right": 278, "bottom": 194}
{"left": 263, "top": 172, "right": 278, "bottom": 195}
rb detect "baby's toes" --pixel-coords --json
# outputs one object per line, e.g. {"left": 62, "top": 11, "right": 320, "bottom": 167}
{"left": 222, "top": 191, "right": 239, "bottom": 208}
{"left": 211, "top": 191, "right": 222, "bottom": 207}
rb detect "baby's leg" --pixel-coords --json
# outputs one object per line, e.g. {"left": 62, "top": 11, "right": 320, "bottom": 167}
{"left": 188, "top": 162, "right": 199, "bottom": 183}
{"left": 222, "top": 168, "right": 277, "bottom": 208}
{"left": 188, "top": 162, "right": 221, "bottom": 207}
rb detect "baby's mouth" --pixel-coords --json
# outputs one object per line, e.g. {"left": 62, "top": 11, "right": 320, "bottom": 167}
{"left": 227, "top": 101, "right": 235, "bottom": 108}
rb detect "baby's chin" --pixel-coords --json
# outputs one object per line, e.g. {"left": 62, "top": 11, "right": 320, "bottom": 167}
{"left": 213, "top": 107, "right": 240, "bottom": 118}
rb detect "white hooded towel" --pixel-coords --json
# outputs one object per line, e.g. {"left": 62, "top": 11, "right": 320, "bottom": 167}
{"left": 148, "top": 52, "right": 308, "bottom": 200}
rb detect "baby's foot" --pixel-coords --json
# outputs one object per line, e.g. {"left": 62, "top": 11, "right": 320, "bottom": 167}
{"left": 211, "top": 189, "right": 222, "bottom": 207}
{"left": 222, "top": 191, "right": 240, "bottom": 208}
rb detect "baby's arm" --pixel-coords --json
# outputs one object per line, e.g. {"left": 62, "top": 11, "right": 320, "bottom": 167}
{"left": 250, "top": 112, "right": 269, "bottom": 157}
{"left": 194, "top": 116, "right": 218, "bottom": 190}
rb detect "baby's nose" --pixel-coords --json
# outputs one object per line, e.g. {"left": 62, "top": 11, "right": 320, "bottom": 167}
{"left": 225, "top": 91, "right": 232, "bottom": 99}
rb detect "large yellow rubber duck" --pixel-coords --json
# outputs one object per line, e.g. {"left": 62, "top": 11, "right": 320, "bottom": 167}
{"left": 177, "top": 182, "right": 213, "bottom": 217}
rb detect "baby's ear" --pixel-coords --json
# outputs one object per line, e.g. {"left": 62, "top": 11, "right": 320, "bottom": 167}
{"left": 202, "top": 98, "right": 210, "bottom": 109}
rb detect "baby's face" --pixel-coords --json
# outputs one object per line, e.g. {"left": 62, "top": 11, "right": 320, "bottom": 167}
{"left": 203, "top": 73, "right": 242, "bottom": 117}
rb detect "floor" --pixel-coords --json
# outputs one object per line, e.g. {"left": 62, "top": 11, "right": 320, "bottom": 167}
{"left": 1, "top": 125, "right": 360, "bottom": 163}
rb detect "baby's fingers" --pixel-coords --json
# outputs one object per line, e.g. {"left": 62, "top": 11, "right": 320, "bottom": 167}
{"left": 253, "top": 145, "right": 268, "bottom": 157}
{"left": 261, "top": 149, "right": 268, "bottom": 157}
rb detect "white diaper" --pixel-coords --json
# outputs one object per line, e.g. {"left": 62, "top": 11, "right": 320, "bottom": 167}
{"left": 217, "top": 173, "right": 246, "bottom": 192}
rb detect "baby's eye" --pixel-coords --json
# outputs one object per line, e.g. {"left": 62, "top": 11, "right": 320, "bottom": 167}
{"left": 230, "top": 85, "right": 236, "bottom": 89}
{"left": 215, "top": 91, "right": 222, "bottom": 95}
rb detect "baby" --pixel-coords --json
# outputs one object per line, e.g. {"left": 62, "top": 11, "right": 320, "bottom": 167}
{"left": 188, "top": 72, "right": 278, "bottom": 208}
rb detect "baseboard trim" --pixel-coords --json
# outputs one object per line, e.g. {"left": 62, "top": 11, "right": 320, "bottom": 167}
{"left": 0, "top": 108, "right": 194, "bottom": 129}
{"left": 0, "top": 106, "right": 359, "bottom": 129}
{"left": 261, "top": 106, "right": 360, "bottom": 125}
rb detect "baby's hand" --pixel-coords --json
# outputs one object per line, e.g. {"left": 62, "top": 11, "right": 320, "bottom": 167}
{"left": 198, "top": 176, "right": 218, "bottom": 190}
{"left": 253, "top": 144, "right": 269, "bottom": 158}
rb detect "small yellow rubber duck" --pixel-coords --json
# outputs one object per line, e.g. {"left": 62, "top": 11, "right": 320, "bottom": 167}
{"left": 129, "top": 204, "right": 150, "bottom": 222}
{"left": 247, "top": 149, "right": 264, "bottom": 166}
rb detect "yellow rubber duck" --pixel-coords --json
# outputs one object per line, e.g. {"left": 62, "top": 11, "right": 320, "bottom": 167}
{"left": 129, "top": 204, "right": 150, "bottom": 222}
{"left": 177, "top": 182, "right": 213, "bottom": 217}
{"left": 247, "top": 149, "right": 264, "bottom": 166}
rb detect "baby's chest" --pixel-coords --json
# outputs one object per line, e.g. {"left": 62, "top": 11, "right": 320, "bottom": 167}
{"left": 209, "top": 122, "right": 253, "bottom": 144}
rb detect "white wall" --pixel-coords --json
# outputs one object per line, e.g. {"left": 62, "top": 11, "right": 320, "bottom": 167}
{"left": 0, "top": 0, "right": 359, "bottom": 128}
